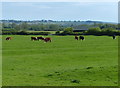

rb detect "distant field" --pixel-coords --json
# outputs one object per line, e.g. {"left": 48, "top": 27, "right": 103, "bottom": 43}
{"left": 27, "top": 31, "right": 62, "bottom": 34}
{"left": 2, "top": 35, "right": 118, "bottom": 86}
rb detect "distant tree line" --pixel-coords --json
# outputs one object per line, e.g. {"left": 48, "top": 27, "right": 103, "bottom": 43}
{"left": 1, "top": 21, "right": 120, "bottom": 35}
{"left": 2, "top": 22, "right": 64, "bottom": 31}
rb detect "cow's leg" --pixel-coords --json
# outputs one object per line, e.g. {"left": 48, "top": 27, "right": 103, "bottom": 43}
{"left": 44, "top": 40, "right": 47, "bottom": 43}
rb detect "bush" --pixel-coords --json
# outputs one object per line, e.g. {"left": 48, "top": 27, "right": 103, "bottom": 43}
{"left": 86, "top": 27, "right": 101, "bottom": 35}
{"left": 55, "top": 31, "right": 60, "bottom": 34}
{"left": 60, "top": 27, "right": 73, "bottom": 35}
{"left": 101, "top": 28, "right": 117, "bottom": 36}
{"left": 17, "top": 31, "right": 29, "bottom": 35}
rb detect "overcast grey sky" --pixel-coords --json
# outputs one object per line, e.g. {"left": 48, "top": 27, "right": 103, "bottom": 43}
{"left": 2, "top": 2, "right": 118, "bottom": 22}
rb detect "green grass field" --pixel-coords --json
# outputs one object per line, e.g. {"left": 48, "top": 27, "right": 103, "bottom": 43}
{"left": 2, "top": 35, "right": 118, "bottom": 86}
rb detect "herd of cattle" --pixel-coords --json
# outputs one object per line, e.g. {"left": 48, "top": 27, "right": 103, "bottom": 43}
{"left": 31, "top": 37, "right": 52, "bottom": 42}
{"left": 5, "top": 35, "right": 116, "bottom": 42}
{"left": 5, "top": 36, "right": 52, "bottom": 42}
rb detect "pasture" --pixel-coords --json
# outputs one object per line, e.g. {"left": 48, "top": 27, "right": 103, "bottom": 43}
{"left": 2, "top": 35, "right": 118, "bottom": 86}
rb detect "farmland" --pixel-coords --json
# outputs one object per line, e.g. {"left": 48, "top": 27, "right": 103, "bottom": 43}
{"left": 2, "top": 35, "right": 118, "bottom": 86}
{"left": 27, "top": 31, "right": 57, "bottom": 34}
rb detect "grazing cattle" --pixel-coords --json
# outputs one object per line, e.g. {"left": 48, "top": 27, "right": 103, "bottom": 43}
{"left": 75, "top": 36, "right": 79, "bottom": 40}
{"left": 79, "top": 36, "right": 84, "bottom": 40}
{"left": 44, "top": 37, "right": 52, "bottom": 42}
{"left": 112, "top": 35, "right": 116, "bottom": 39}
{"left": 31, "top": 37, "right": 37, "bottom": 41}
{"left": 6, "top": 37, "right": 12, "bottom": 40}
{"left": 37, "top": 37, "right": 44, "bottom": 41}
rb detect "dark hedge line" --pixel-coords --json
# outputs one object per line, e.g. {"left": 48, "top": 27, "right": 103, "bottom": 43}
{"left": 2, "top": 30, "right": 120, "bottom": 36}
{"left": 2, "top": 31, "right": 51, "bottom": 35}
{"left": 55, "top": 31, "right": 120, "bottom": 36}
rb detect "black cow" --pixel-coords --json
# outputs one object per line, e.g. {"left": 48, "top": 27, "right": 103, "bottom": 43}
{"left": 112, "top": 35, "right": 116, "bottom": 39}
{"left": 79, "top": 36, "right": 84, "bottom": 40}
{"left": 31, "top": 37, "right": 37, "bottom": 41}
{"left": 37, "top": 37, "right": 44, "bottom": 41}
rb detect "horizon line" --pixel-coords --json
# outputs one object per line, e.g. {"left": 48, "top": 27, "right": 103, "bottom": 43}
{"left": 0, "top": 19, "right": 118, "bottom": 23}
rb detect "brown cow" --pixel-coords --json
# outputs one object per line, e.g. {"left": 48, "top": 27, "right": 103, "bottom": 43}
{"left": 6, "top": 37, "right": 12, "bottom": 40}
{"left": 75, "top": 36, "right": 78, "bottom": 40}
{"left": 37, "top": 37, "right": 44, "bottom": 41}
{"left": 44, "top": 37, "right": 52, "bottom": 42}
{"left": 31, "top": 37, "right": 38, "bottom": 41}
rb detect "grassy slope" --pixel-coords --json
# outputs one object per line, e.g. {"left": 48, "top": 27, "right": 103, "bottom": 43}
{"left": 2, "top": 35, "right": 118, "bottom": 86}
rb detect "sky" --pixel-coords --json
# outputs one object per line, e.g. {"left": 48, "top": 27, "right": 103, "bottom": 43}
{"left": 1, "top": 2, "right": 118, "bottom": 22}
{"left": 1, "top": 0, "right": 119, "bottom": 2}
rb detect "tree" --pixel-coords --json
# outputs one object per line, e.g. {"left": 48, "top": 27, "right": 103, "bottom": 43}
{"left": 11, "top": 23, "right": 17, "bottom": 29}
{"left": 62, "top": 27, "right": 73, "bottom": 34}
{"left": 101, "top": 28, "right": 116, "bottom": 35}
{"left": 48, "top": 24, "right": 59, "bottom": 31}
{"left": 55, "top": 31, "right": 60, "bottom": 34}
{"left": 87, "top": 27, "right": 101, "bottom": 35}
{"left": 14, "top": 25, "right": 21, "bottom": 31}
{"left": 19, "top": 22, "right": 29, "bottom": 30}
